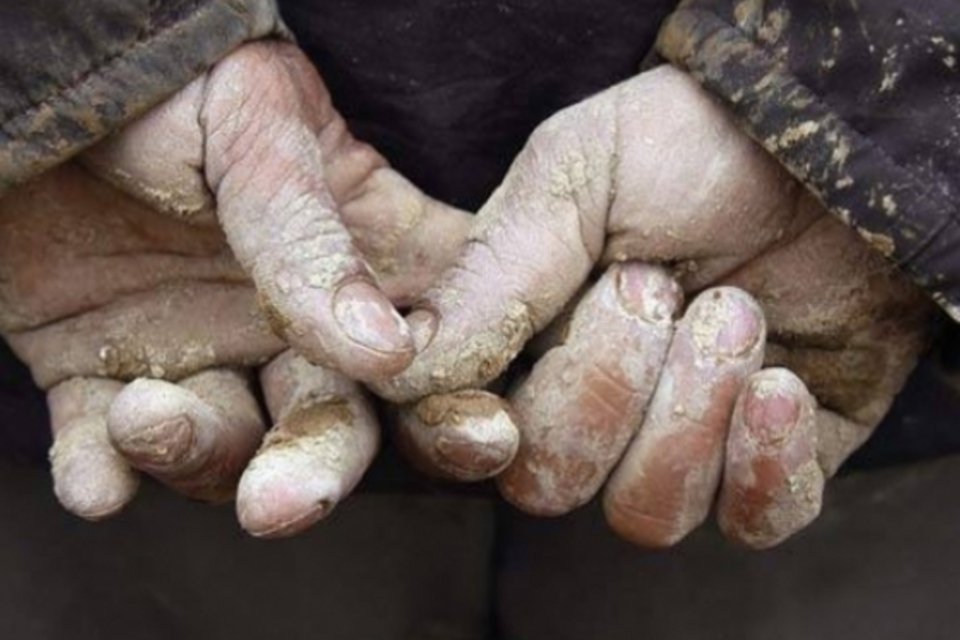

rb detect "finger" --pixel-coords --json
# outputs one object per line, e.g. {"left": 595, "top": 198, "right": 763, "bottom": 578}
{"left": 497, "top": 263, "right": 682, "bottom": 515}
{"left": 718, "top": 368, "right": 824, "bottom": 549}
{"left": 107, "top": 369, "right": 264, "bottom": 502}
{"left": 236, "top": 350, "right": 379, "bottom": 538}
{"left": 394, "top": 390, "right": 519, "bottom": 482}
{"left": 201, "top": 42, "right": 414, "bottom": 380}
{"left": 47, "top": 378, "right": 139, "bottom": 520}
{"left": 369, "top": 87, "right": 620, "bottom": 402}
{"left": 7, "top": 282, "right": 284, "bottom": 389}
{"left": 604, "top": 287, "right": 765, "bottom": 548}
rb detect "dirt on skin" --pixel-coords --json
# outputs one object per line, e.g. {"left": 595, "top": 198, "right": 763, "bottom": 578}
{"left": 718, "top": 370, "right": 824, "bottom": 549}
{"left": 414, "top": 390, "right": 510, "bottom": 427}
{"left": 498, "top": 264, "right": 681, "bottom": 516}
{"left": 397, "top": 390, "right": 519, "bottom": 481}
{"left": 261, "top": 398, "right": 354, "bottom": 448}
{"left": 47, "top": 378, "right": 139, "bottom": 519}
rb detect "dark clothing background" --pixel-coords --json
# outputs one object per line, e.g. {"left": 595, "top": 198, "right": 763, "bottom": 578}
{"left": 278, "top": 0, "right": 675, "bottom": 210}
{"left": 659, "top": 0, "right": 960, "bottom": 320}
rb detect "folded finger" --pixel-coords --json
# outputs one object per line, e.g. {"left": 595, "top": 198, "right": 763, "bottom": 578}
{"left": 604, "top": 287, "right": 765, "bottom": 547}
{"left": 498, "top": 263, "right": 682, "bottom": 515}
{"left": 236, "top": 350, "right": 379, "bottom": 538}
{"left": 107, "top": 368, "right": 264, "bottom": 502}
{"left": 47, "top": 378, "right": 138, "bottom": 520}
{"left": 718, "top": 368, "right": 824, "bottom": 549}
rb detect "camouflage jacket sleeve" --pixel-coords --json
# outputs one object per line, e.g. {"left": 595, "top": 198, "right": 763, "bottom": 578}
{"left": 0, "top": 0, "right": 287, "bottom": 193}
{"left": 656, "top": 0, "right": 960, "bottom": 320}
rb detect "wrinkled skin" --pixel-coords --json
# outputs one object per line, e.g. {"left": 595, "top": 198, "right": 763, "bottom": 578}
{"left": 0, "top": 42, "right": 934, "bottom": 549}
{"left": 0, "top": 41, "right": 471, "bottom": 535}
{"left": 373, "top": 66, "right": 935, "bottom": 549}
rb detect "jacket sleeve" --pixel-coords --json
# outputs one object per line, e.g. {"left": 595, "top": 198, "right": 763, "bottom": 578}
{"left": 0, "top": 0, "right": 287, "bottom": 193}
{"left": 655, "top": 0, "right": 960, "bottom": 321}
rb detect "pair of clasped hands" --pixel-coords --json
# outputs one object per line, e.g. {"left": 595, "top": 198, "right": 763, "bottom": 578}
{"left": 0, "top": 42, "right": 932, "bottom": 548}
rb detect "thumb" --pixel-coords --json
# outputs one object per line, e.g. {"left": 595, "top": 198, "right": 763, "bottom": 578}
{"left": 82, "top": 41, "right": 473, "bottom": 382}
{"left": 201, "top": 41, "right": 413, "bottom": 381}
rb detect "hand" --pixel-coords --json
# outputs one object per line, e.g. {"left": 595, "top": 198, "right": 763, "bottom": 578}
{"left": 372, "top": 66, "right": 934, "bottom": 548}
{"left": 0, "top": 42, "right": 471, "bottom": 534}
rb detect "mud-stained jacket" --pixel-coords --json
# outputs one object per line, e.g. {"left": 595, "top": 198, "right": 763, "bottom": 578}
{"left": 0, "top": 0, "right": 959, "bottom": 460}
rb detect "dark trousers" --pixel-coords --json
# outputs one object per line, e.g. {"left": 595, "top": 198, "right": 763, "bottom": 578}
{"left": 2, "top": 451, "right": 959, "bottom": 640}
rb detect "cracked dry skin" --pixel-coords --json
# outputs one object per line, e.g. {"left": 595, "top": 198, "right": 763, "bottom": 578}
{"left": 603, "top": 287, "right": 767, "bottom": 547}
{"left": 718, "top": 368, "right": 824, "bottom": 549}
{"left": 0, "top": 38, "right": 481, "bottom": 521}
{"left": 375, "top": 65, "right": 931, "bottom": 413}
{"left": 370, "top": 65, "right": 932, "bottom": 544}
{"left": 0, "top": 43, "right": 469, "bottom": 387}
{"left": 498, "top": 264, "right": 682, "bottom": 516}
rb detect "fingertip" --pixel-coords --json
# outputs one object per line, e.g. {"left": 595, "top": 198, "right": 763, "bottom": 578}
{"left": 239, "top": 365, "right": 379, "bottom": 538}
{"left": 687, "top": 287, "right": 765, "bottom": 359}
{"left": 332, "top": 280, "right": 415, "bottom": 359}
{"left": 741, "top": 369, "right": 807, "bottom": 443}
{"left": 107, "top": 379, "right": 217, "bottom": 472}
{"left": 236, "top": 452, "right": 338, "bottom": 538}
{"left": 399, "top": 390, "right": 519, "bottom": 482}
{"left": 405, "top": 308, "right": 439, "bottom": 352}
{"left": 433, "top": 423, "right": 517, "bottom": 480}
{"left": 106, "top": 372, "right": 264, "bottom": 503}
{"left": 50, "top": 418, "right": 139, "bottom": 521}
{"left": 719, "top": 368, "right": 824, "bottom": 549}
{"left": 47, "top": 378, "right": 138, "bottom": 520}
{"left": 614, "top": 262, "right": 683, "bottom": 323}
{"left": 279, "top": 280, "right": 417, "bottom": 382}
{"left": 370, "top": 299, "right": 534, "bottom": 403}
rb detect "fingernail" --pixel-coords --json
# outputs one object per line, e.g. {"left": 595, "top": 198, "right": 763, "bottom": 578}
{"left": 435, "top": 432, "right": 515, "bottom": 477}
{"left": 744, "top": 377, "right": 802, "bottom": 442}
{"left": 616, "top": 263, "right": 682, "bottom": 323}
{"left": 432, "top": 403, "right": 518, "bottom": 478}
{"left": 333, "top": 281, "right": 413, "bottom": 354}
{"left": 690, "top": 289, "right": 763, "bottom": 357}
{"left": 406, "top": 308, "right": 439, "bottom": 352}
{"left": 240, "top": 497, "right": 333, "bottom": 539}
{"left": 115, "top": 416, "right": 195, "bottom": 466}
